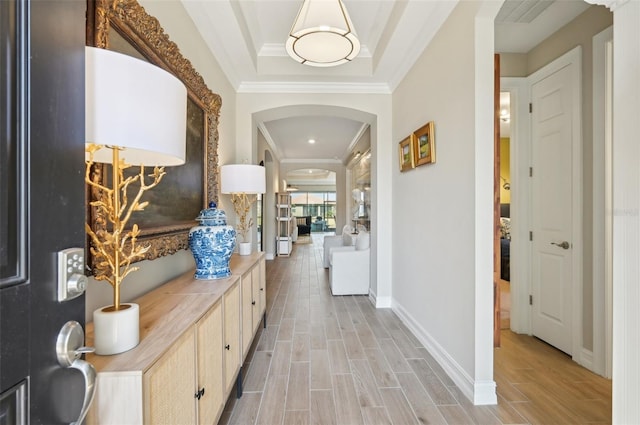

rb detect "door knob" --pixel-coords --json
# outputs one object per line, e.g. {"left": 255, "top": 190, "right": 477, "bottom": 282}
{"left": 551, "top": 241, "right": 570, "bottom": 249}
{"left": 56, "top": 321, "right": 96, "bottom": 425}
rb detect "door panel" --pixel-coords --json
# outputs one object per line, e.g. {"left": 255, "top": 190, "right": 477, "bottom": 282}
{"left": 1, "top": 0, "right": 30, "bottom": 396}
{"left": 538, "top": 253, "right": 567, "bottom": 322}
{"left": 223, "top": 283, "right": 240, "bottom": 394}
{"left": 531, "top": 62, "right": 575, "bottom": 355}
{"left": 1, "top": 0, "right": 87, "bottom": 423}
{"left": 197, "top": 300, "right": 223, "bottom": 424}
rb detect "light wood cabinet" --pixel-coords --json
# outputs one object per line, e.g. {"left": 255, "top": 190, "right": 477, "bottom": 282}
{"left": 196, "top": 300, "right": 223, "bottom": 424}
{"left": 223, "top": 281, "right": 241, "bottom": 394}
{"left": 144, "top": 328, "right": 197, "bottom": 424}
{"left": 259, "top": 257, "right": 266, "bottom": 317}
{"left": 241, "top": 259, "right": 266, "bottom": 358}
{"left": 87, "top": 253, "right": 265, "bottom": 425}
{"left": 251, "top": 264, "right": 262, "bottom": 334}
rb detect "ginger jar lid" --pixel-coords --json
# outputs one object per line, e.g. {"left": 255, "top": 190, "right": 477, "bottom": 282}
{"left": 195, "top": 202, "right": 228, "bottom": 226}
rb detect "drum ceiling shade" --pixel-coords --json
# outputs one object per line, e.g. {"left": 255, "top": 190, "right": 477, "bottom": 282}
{"left": 285, "top": 0, "right": 360, "bottom": 67}
{"left": 85, "top": 46, "right": 187, "bottom": 166}
{"left": 220, "top": 164, "right": 266, "bottom": 194}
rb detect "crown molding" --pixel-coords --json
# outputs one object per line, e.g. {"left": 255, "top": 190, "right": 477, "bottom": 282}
{"left": 257, "top": 122, "right": 282, "bottom": 162}
{"left": 342, "top": 123, "right": 370, "bottom": 163}
{"left": 280, "top": 158, "right": 343, "bottom": 164}
{"left": 237, "top": 81, "right": 391, "bottom": 94}
{"left": 583, "top": 0, "right": 629, "bottom": 10}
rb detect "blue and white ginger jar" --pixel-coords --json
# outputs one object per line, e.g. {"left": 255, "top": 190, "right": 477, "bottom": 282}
{"left": 188, "top": 202, "right": 236, "bottom": 279}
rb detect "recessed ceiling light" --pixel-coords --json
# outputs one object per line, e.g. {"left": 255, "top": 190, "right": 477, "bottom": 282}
{"left": 308, "top": 139, "right": 316, "bottom": 144}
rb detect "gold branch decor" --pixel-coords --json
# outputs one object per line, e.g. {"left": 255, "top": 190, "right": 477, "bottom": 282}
{"left": 230, "top": 193, "right": 256, "bottom": 243}
{"left": 85, "top": 144, "right": 165, "bottom": 311}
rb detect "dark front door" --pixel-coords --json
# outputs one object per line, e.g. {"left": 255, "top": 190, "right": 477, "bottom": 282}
{"left": 1, "top": 1, "right": 88, "bottom": 423}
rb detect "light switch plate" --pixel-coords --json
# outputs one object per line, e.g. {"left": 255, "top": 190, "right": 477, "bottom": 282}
{"left": 57, "top": 248, "right": 88, "bottom": 302}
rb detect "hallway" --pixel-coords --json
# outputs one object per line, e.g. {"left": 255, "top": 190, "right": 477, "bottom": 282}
{"left": 220, "top": 236, "right": 611, "bottom": 424}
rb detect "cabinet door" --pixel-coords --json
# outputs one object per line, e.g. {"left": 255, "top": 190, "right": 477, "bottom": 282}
{"left": 259, "top": 257, "right": 266, "bottom": 315}
{"left": 223, "top": 282, "right": 241, "bottom": 393}
{"left": 144, "top": 329, "right": 196, "bottom": 424}
{"left": 196, "top": 300, "right": 223, "bottom": 425}
{"left": 241, "top": 270, "right": 254, "bottom": 358}
{"left": 251, "top": 265, "right": 262, "bottom": 333}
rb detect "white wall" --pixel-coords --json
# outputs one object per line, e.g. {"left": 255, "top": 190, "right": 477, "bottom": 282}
{"left": 391, "top": 1, "right": 498, "bottom": 404}
{"left": 610, "top": 1, "right": 640, "bottom": 421}
{"left": 86, "top": 0, "right": 237, "bottom": 322}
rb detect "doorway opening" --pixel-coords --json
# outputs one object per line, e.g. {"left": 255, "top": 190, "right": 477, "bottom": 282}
{"left": 498, "top": 91, "right": 512, "bottom": 331}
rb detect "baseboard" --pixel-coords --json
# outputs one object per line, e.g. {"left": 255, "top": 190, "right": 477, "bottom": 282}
{"left": 392, "top": 301, "right": 497, "bottom": 405}
{"left": 368, "top": 290, "right": 392, "bottom": 308}
{"left": 579, "top": 348, "right": 594, "bottom": 371}
{"left": 374, "top": 295, "right": 392, "bottom": 308}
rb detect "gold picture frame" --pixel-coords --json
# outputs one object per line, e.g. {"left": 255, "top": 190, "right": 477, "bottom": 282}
{"left": 412, "top": 121, "right": 436, "bottom": 166}
{"left": 398, "top": 136, "right": 415, "bottom": 172}
{"left": 87, "top": 0, "right": 221, "bottom": 266}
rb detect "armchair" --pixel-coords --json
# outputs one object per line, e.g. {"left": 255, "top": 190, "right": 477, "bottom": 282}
{"left": 329, "top": 231, "right": 370, "bottom": 296}
{"left": 323, "top": 225, "right": 354, "bottom": 268}
{"left": 296, "top": 216, "right": 312, "bottom": 235}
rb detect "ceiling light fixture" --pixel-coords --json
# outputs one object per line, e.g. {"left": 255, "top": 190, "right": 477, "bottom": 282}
{"left": 286, "top": 0, "right": 360, "bottom": 67}
{"left": 308, "top": 138, "right": 316, "bottom": 144}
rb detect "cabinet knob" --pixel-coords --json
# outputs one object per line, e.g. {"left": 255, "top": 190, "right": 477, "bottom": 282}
{"left": 225, "top": 344, "right": 230, "bottom": 350}
{"left": 252, "top": 300, "right": 256, "bottom": 305}
{"left": 260, "top": 287, "right": 264, "bottom": 291}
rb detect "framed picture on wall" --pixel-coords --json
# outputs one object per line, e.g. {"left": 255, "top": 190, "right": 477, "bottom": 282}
{"left": 412, "top": 121, "right": 436, "bottom": 166}
{"left": 398, "top": 136, "right": 415, "bottom": 172}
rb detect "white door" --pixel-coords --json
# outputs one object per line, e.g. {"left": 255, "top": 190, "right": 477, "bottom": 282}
{"left": 530, "top": 48, "right": 581, "bottom": 355}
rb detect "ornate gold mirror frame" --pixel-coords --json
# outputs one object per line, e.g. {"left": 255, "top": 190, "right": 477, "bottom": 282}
{"left": 87, "top": 0, "right": 221, "bottom": 265}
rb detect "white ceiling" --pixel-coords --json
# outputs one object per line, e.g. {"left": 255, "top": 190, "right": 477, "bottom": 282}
{"left": 263, "top": 115, "right": 367, "bottom": 161}
{"left": 495, "top": 0, "right": 590, "bottom": 53}
{"left": 179, "top": 0, "right": 591, "bottom": 173}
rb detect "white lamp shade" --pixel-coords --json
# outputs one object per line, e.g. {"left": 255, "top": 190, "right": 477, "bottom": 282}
{"left": 85, "top": 46, "right": 187, "bottom": 166}
{"left": 220, "top": 164, "right": 266, "bottom": 194}
{"left": 286, "top": 0, "right": 360, "bottom": 67}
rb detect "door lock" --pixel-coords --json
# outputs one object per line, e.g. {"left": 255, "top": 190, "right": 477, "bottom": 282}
{"left": 57, "top": 248, "right": 88, "bottom": 302}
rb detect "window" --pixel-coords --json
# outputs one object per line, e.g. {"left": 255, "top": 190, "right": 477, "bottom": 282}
{"left": 291, "top": 192, "right": 336, "bottom": 232}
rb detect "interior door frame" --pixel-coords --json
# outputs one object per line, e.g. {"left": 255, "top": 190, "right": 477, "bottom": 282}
{"left": 592, "top": 25, "right": 613, "bottom": 378}
{"left": 499, "top": 77, "right": 531, "bottom": 335}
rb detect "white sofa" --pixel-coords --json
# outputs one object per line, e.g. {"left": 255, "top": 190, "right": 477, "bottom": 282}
{"left": 329, "top": 230, "right": 370, "bottom": 295}
{"left": 322, "top": 225, "right": 354, "bottom": 268}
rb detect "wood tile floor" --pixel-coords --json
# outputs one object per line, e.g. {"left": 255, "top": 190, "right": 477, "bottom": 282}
{"left": 220, "top": 235, "right": 611, "bottom": 425}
